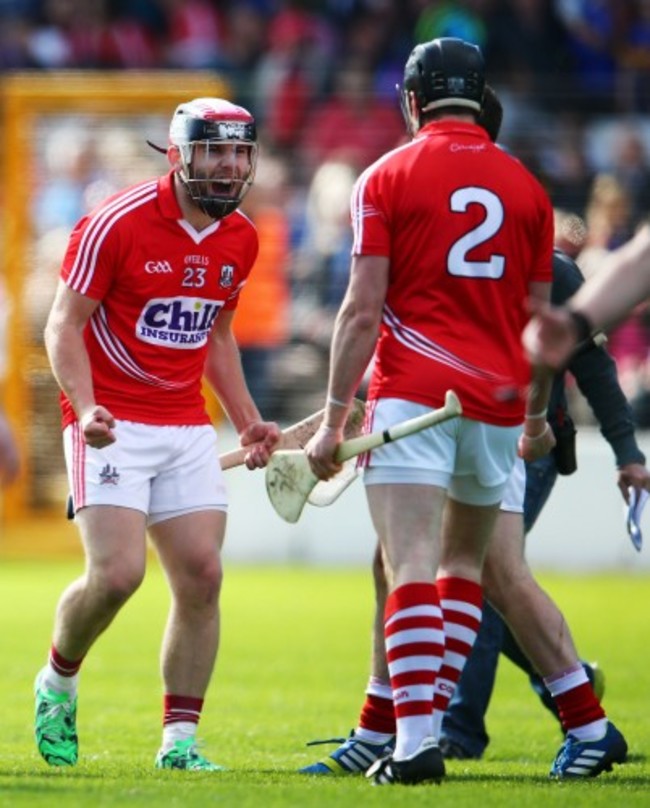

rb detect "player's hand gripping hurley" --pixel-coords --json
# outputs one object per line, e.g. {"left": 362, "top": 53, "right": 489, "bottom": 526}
{"left": 266, "top": 390, "right": 463, "bottom": 523}
{"left": 219, "top": 399, "right": 365, "bottom": 506}
{"left": 219, "top": 399, "right": 366, "bottom": 469}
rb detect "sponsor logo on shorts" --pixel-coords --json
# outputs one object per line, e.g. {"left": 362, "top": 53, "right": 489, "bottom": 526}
{"left": 136, "top": 296, "right": 223, "bottom": 348}
{"left": 99, "top": 464, "right": 120, "bottom": 485}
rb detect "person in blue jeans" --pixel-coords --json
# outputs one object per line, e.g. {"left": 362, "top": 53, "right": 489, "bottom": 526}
{"left": 438, "top": 248, "right": 649, "bottom": 759}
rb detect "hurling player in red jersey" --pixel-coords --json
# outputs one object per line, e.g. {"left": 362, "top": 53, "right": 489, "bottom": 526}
{"left": 36, "top": 98, "right": 280, "bottom": 771}
{"left": 299, "top": 86, "right": 629, "bottom": 783}
{"left": 306, "top": 38, "right": 556, "bottom": 785}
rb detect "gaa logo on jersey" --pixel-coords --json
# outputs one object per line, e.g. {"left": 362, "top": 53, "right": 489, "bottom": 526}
{"left": 144, "top": 260, "right": 173, "bottom": 274}
{"left": 136, "top": 296, "right": 224, "bottom": 349}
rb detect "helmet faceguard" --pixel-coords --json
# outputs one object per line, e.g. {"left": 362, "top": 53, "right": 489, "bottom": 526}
{"left": 398, "top": 38, "right": 485, "bottom": 136}
{"left": 166, "top": 98, "right": 258, "bottom": 220}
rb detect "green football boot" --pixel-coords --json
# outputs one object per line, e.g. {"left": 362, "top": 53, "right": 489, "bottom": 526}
{"left": 34, "top": 668, "right": 78, "bottom": 766}
{"left": 155, "top": 738, "right": 225, "bottom": 771}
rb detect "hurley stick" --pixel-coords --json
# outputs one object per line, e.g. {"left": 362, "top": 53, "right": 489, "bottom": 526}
{"left": 265, "top": 390, "right": 462, "bottom": 523}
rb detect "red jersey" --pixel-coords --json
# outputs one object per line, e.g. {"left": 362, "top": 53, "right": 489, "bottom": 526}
{"left": 59, "top": 171, "right": 258, "bottom": 428}
{"left": 353, "top": 120, "right": 554, "bottom": 426}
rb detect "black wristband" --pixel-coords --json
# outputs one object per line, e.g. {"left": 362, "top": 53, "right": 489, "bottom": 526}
{"left": 569, "top": 310, "right": 593, "bottom": 343}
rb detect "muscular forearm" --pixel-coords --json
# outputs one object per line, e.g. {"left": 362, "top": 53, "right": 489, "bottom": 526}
{"left": 525, "top": 364, "right": 554, "bottom": 421}
{"left": 44, "top": 322, "right": 96, "bottom": 420}
{"left": 204, "top": 329, "right": 261, "bottom": 432}
{"left": 324, "top": 301, "right": 379, "bottom": 429}
{"left": 43, "top": 284, "right": 114, "bottom": 447}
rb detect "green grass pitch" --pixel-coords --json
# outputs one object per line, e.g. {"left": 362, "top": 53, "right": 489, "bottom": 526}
{"left": 0, "top": 559, "right": 648, "bottom": 806}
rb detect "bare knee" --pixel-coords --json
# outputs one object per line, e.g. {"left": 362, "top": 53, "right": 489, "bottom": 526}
{"left": 194, "top": 557, "right": 223, "bottom": 607}
{"left": 174, "top": 555, "right": 223, "bottom": 611}
{"left": 88, "top": 562, "right": 145, "bottom": 609}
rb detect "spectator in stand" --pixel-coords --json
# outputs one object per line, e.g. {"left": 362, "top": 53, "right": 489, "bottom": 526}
{"left": 234, "top": 153, "right": 292, "bottom": 420}
{"left": 578, "top": 173, "right": 634, "bottom": 279}
{"left": 0, "top": 8, "right": 34, "bottom": 69}
{"left": 553, "top": 0, "right": 627, "bottom": 114}
{"left": 33, "top": 127, "right": 96, "bottom": 234}
{"left": 614, "top": 0, "right": 650, "bottom": 112}
{"left": 0, "top": 409, "right": 19, "bottom": 489}
{"left": 89, "top": 2, "right": 160, "bottom": 69}
{"left": 292, "top": 157, "right": 358, "bottom": 326}
{"left": 298, "top": 57, "right": 405, "bottom": 178}
{"left": 542, "top": 114, "right": 594, "bottom": 216}
{"left": 251, "top": 6, "right": 334, "bottom": 157}
{"left": 608, "top": 124, "right": 650, "bottom": 229}
{"left": 414, "top": 0, "right": 487, "bottom": 49}
{"left": 0, "top": 279, "right": 20, "bottom": 487}
{"left": 573, "top": 175, "right": 650, "bottom": 409}
{"left": 159, "top": 0, "right": 226, "bottom": 69}
{"left": 554, "top": 208, "right": 587, "bottom": 260}
{"left": 26, "top": 0, "right": 160, "bottom": 69}
{"left": 218, "top": 3, "right": 268, "bottom": 107}
{"left": 482, "top": 0, "right": 572, "bottom": 110}
{"left": 24, "top": 0, "right": 78, "bottom": 69}
{"left": 277, "top": 156, "right": 360, "bottom": 420}
{"left": 338, "top": 7, "right": 411, "bottom": 100}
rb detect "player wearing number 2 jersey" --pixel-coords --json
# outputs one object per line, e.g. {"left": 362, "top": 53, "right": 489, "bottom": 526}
{"left": 306, "top": 38, "right": 556, "bottom": 786}
{"left": 35, "top": 98, "right": 280, "bottom": 772}
{"left": 300, "top": 86, "right": 628, "bottom": 784}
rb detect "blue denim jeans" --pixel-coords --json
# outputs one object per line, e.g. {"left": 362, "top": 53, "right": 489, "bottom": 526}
{"left": 440, "top": 452, "right": 558, "bottom": 757}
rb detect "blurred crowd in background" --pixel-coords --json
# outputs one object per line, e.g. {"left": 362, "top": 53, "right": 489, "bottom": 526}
{"left": 2, "top": 1, "right": 650, "bottom": 441}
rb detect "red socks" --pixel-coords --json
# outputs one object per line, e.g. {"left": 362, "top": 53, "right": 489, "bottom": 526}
{"left": 163, "top": 694, "right": 204, "bottom": 726}
{"left": 432, "top": 577, "right": 482, "bottom": 720}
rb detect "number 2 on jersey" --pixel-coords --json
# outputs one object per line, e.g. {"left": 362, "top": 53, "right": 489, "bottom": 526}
{"left": 448, "top": 187, "right": 505, "bottom": 279}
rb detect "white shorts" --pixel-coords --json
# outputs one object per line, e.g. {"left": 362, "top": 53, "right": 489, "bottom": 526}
{"left": 63, "top": 420, "right": 228, "bottom": 525}
{"left": 362, "top": 398, "right": 521, "bottom": 507}
{"left": 499, "top": 456, "right": 525, "bottom": 514}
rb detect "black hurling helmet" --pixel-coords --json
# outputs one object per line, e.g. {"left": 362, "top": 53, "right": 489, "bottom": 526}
{"left": 168, "top": 98, "right": 258, "bottom": 220}
{"left": 399, "top": 37, "right": 485, "bottom": 135}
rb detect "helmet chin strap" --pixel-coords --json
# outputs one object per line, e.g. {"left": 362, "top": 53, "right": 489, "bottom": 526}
{"left": 146, "top": 139, "right": 167, "bottom": 154}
